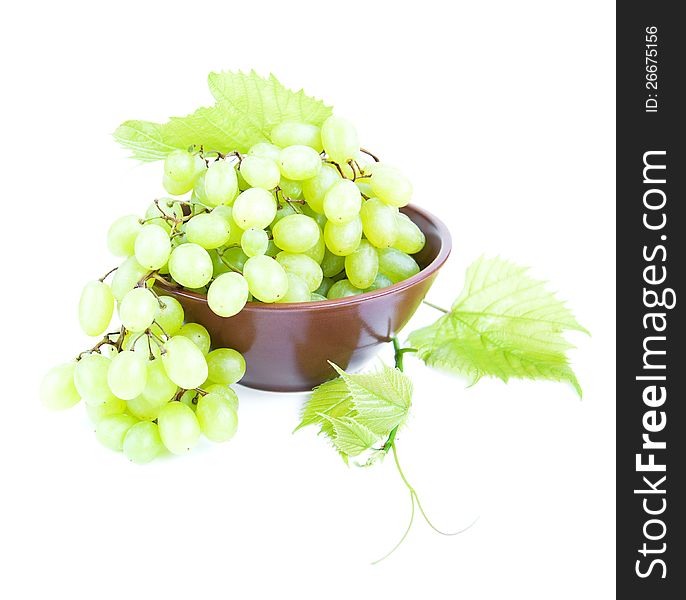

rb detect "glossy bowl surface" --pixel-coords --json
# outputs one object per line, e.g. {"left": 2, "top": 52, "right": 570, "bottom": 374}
{"left": 157, "top": 205, "right": 451, "bottom": 391}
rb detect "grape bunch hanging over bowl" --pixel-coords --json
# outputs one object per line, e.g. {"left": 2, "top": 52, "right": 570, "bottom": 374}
{"left": 40, "top": 77, "right": 428, "bottom": 463}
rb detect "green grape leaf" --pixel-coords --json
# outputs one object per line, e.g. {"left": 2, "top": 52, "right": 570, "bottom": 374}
{"left": 114, "top": 70, "right": 333, "bottom": 161}
{"left": 331, "top": 363, "right": 413, "bottom": 435}
{"left": 318, "top": 415, "right": 380, "bottom": 457}
{"left": 408, "top": 256, "right": 588, "bottom": 396}
{"left": 208, "top": 71, "right": 333, "bottom": 138}
{"left": 296, "top": 362, "right": 413, "bottom": 464}
{"left": 294, "top": 377, "right": 354, "bottom": 432}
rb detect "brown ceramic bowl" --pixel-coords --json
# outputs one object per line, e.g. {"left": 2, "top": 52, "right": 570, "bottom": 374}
{"left": 157, "top": 204, "right": 451, "bottom": 392}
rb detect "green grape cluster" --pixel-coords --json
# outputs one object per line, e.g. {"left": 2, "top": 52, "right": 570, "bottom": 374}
{"left": 42, "top": 286, "right": 243, "bottom": 464}
{"left": 42, "top": 114, "right": 426, "bottom": 462}
{"left": 134, "top": 114, "right": 422, "bottom": 309}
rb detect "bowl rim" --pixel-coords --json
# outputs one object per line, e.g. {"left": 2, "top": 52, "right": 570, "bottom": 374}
{"left": 157, "top": 203, "right": 452, "bottom": 312}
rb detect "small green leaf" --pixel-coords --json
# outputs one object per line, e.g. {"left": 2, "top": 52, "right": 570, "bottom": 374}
{"left": 297, "top": 362, "right": 413, "bottom": 465}
{"left": 295, "top": 377, "right": 354, "bottom": 432}
{"left": 409, "top": 256, "right": 587, "bottom": 395}
{"left": 331, "top": 363, "right": 413, "bottom": 435}
{"left": 114, "top": 71, "right": 333, "bottom": 161}
{"left": 318, "top": 415, "right": 380, "bottom": 457}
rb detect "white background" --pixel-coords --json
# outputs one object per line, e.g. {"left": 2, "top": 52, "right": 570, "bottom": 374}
{"left": 1, "top": 1, "right": 616, "bottom": 598}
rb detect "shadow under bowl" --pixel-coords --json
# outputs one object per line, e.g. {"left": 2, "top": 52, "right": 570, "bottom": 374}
{"left": 156, "top": 204, "right": 451, "bottom": 392}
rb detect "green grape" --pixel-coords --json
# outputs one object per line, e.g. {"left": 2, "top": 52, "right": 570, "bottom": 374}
{"left": 364, "top": 272, "right": 394, "bottom": 292}
{"left": 344, "top": 240, "right": 379, "bottom": 289}
{"left": 178, "top": 322, "right": 211, "bottom": 355}
{"left": 179, "top": 389, "right": 199, "bottom": 411}
{"left": 185, "top": 213, "right": 229, "bottom": 249}
{"left": 40, "top": 363, "right": 81, "bottom": 410}
{"left": 164, "top": 150, "right": 204, "bottom": 189}
{"left": 272, "top": 203, "right": 297, "bottom": 225}
{"left": 218, "top": 247, "right": 248, "bottom": 272}
{"left": 300, "top": 203, "right": 328, "bottom": 229}
{"left": 271, "top": 122, "right": 323, "bottom": 152}
{"left": 240, "top": 227, "right": 269, "bottom": 257}
{"left": 153, "top": 296, "right": 184, "bottom": 337}
{"left": 239, "top": 155, "right": 281, "bottom": 190}
{"left": 320, "top": 249, "right": 346, "bottom": 277}
{"left": 232, "top": 188, "right": 277, "bottom": 229}
{"left": 302, "top": 228, "right": 326, "bottom": 263}
{"left": 128, "top": 359, "right": 177, "bottom": 419}
{"left": 377, "top": 247, "right": 420, "bottom": 283}
{"left": 209, "top": 249, "right": 232, "bottom": 277}
{"left": 275, "top": 252, "right": 323, "bottom": 292}
{"left": 236, "top": 169, "right": 250, "bottom": 191}
{"left": 134, "top": 223, "right": 171, "bottom": 270}
{"left": 211, "top": 206, "right": 243, "bottom": 246}
{"left": 248, "top": 142, "right": 281, "bottom": 161}
{"left": 279, "top": 178, "right": 303, "bottom": 199}
{"left": 78, "top": 281, "right": 114, "bottom": 337}
{"left": 302, "top": 165, "right": 340, "bottom": 214}
{"left": 196, "top": 393, "right": 238, "bottom": 443}
{"left": 392, "top": 213, "right": 426, "bottom": 254}
{"left": 85, "top": 396, "right": 127, "bottom": 423}
{"left": 204, "top": 384, "right": 239, "bottom": 411}
{"left": 168, "top": 243, "right": 213, "bottom": 288}
{"left": 272, "top": 214, "right": 320, "bottom": 253}
{"left": 370, "top": 164, "right": 412, "bottom": 207}
{"left": 323, "top": 216, "right": 363, "bottom": 256}
{"left": 157, "top": 401, "right": 201, "bottom": 455}
{"left": 242, "top": 255, "right": 289, "bottom": 303}
{"left": 278, "top": 145, "right": 322, "bottom": 181}
{"left": 74, "top": 354, "right": 118, "bottom": 406}
{"left": 107, "top": 215, "right": 142, "bottom": 257}
{"left": 163, "top": 173, "right": 192, "bottom": 196}
{"left": 355, "top": 180, "right": 374, "bottom": 198}
{"left": 201, "top": 160, "right": 239, "bottom": 207}
{"left": 162, "top": 335, "right": 209, "bottom": 389}
{"left": 119, "top": 287, "right": 158, "bottom": 332}
{"left": 123, "top": 421, "right": 164, "bottom": 464}
{"left": 264, "top": 240, "right": 280, "bottom": 258}
{"left": 211, "top": 205, "right": 233, "bottom": 227}
{"left": 206, "top": 348, "right": 246, "bottom": 384}
{"left": 314, "top": 276, "right": 334, "bottom": 297}
{"left": 360, "top": 197, "right": 398, "bottom": 248}
{"left": 107, "top": 350, "right": 148, "bottom": 400}
{"left": 327, "top": 279, "right": 362, "bottom": 299}
{"left": 277, "top": 273, "right": 311, "bottom": 303}
{"left": 321, "top": 115, "right": 359, "bottom": 164}
{"left": 95, "top": 414, "right": 139, "bottom": 451}
{"left": 310, "top": 293, "right": 327, "bottom": 301}
{"left": 323, "top": 179, "right": 362, "bottom": 224}
{"left": 207, "top": 273, "right": 249, "bottom": 317}
{"left": 111, "top": 256, "right": 150, "bottom": 301}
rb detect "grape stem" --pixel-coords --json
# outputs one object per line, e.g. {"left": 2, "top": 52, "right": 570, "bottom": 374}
{"left": 114, "top": 326, "right": 126, "bottom": 351}
{"left": 372, "top": 336, "right": 470, "bottom": 564}
{"left": 75, "top": 337, "right": 114, "bottom": 361}
{"left": 324, "top": 160, "right": 345, "bottom": 178}
{"left": 151, "top": 319, "right": 170, "bottom": 339}
{"left": 150, "top": 273, "right": 180, "bottom": 288}
{"left": 274, "top": 187, "right": 305, "bottom": 214}
{"left": 347, "top": 159, "right": 358, "bottom": 181}
{"left": 359, "top": 147, "right": 380, "bottom": 163}
{"left": 423, "top": 300, "right": 449, "bottom": 314}
{"left": 98, "top": 267, "right": 118, "bottom": 282}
